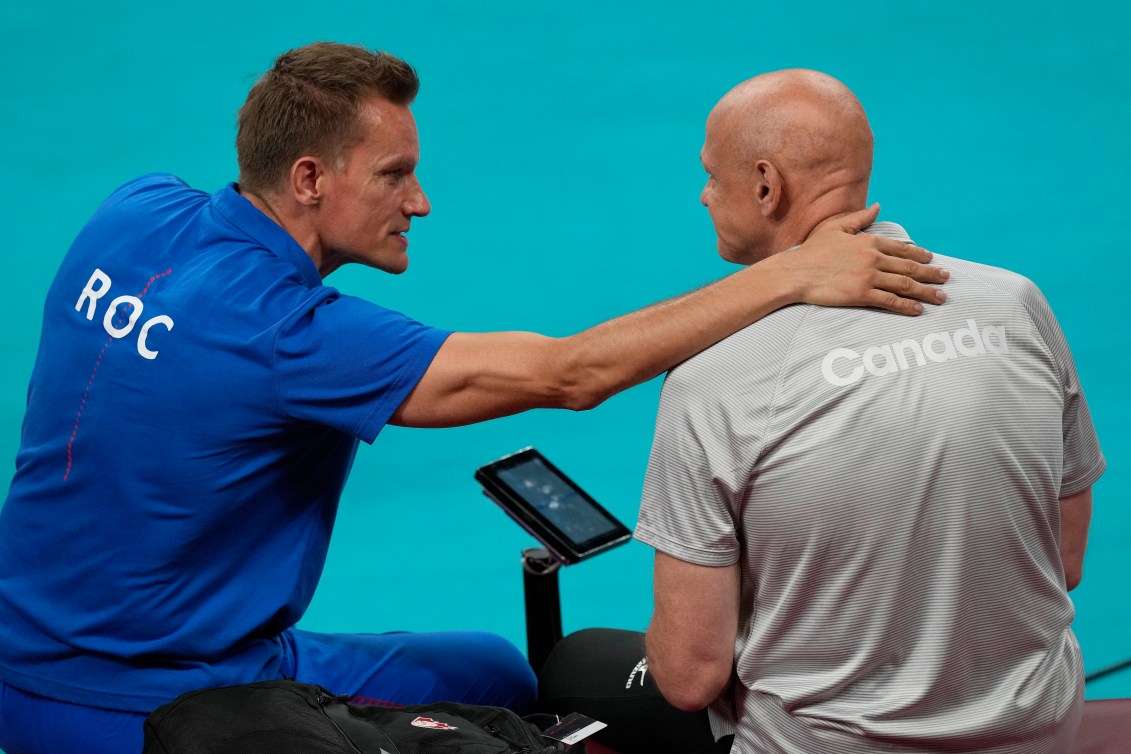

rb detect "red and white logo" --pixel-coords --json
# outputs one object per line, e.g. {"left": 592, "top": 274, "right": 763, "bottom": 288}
{"left": 410, "top": 716, "right": 459, "bottom": 731}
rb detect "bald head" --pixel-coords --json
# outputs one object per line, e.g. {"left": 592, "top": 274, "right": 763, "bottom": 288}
{"left": 700, "top": 69, "right": 874, "bottom": 263}
{"left": 711, "top": 69, "right": 873, "bottom": 191}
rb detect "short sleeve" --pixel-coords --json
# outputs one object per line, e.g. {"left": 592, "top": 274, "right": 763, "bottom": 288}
{"left": 634, "top": 366, "right": 743, "bottom": 567}
{"left": 273, "top": 292, "right": 451, "bottom": 443}
{"left": 1017, "top": 282, "right": 1105, "bottom": 496}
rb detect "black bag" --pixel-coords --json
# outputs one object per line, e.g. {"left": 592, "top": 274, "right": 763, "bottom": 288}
{"left": 143, "top": 680, "right": 575, "bottom": 754}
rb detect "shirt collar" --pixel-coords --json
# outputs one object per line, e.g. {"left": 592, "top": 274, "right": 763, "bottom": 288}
{"left": 211, "top": 183, "right": 323, "bottom": 289}
{"left": 786, "top": 221, "right": 914, "bottom": 252}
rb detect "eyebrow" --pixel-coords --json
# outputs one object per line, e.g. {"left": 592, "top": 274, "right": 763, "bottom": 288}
{"left": 375, "top": 157, "right": 417, "bottom": 173}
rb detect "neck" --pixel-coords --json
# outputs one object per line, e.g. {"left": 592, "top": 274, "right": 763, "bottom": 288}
{"left": 239, "top": 186, "right": 330, "bottom": 277}
{"left": 240, "top": 186, "right": 285, "bottom": 228}
{"left": 767, "top": 183, "right": 869, "bottom": 255}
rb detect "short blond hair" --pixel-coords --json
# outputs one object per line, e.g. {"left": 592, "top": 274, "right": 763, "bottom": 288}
{"left": 236, "top": 42, "right": 419, "bottom": 193}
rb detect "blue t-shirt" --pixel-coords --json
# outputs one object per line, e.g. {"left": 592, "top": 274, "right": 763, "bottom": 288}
{"left": 0, "top": 174, "right": 451, "bottom": 712}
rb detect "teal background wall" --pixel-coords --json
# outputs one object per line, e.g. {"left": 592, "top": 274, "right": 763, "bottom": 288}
{"left": 1, "top": 0, "right": 1127, "bottom": 716}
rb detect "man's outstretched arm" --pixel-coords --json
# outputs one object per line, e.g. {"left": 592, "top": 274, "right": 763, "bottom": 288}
{"left": 392, "top": 205, "right": 948, "bottom": 427}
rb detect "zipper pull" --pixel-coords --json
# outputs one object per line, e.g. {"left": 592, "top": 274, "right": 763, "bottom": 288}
{"left": 316, "top": 692, "right": 350, "bottom": 706}
{"left": 485, "top": 724, "right": 531, "bottom": 752}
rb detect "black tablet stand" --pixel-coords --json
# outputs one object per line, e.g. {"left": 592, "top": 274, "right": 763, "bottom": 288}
{"left": 521, "top": 547, "right": 563, "bottom": 673}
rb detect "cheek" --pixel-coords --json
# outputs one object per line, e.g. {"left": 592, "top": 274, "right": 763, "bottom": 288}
{"left": 709, "top": 197, "right": 735, "bottom": 228}
{"left": 369, "top": 194, "right": 401, "bottom": 226}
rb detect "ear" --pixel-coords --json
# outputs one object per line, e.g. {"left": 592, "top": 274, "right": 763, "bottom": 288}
{"left": 752, "top": 159, "right": 783, "bottom": 217}
{"left": 288, "top": 156, "right": 328, "bottom": 207}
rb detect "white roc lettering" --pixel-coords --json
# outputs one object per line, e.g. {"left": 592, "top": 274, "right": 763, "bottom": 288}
{"left": 821, "top": 319, "right": 1008, "bottom": 387}
{"left": 75, "top": 268, "right": 174, "bottom": 360}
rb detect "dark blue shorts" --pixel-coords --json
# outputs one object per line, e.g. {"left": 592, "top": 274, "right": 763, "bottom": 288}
{"left": 0, "top": 628, "right": 536, "bottom": 754}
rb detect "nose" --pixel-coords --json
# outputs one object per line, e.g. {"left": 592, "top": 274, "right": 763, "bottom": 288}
{"left": 700, "top": 184, "right": 710, "bottom": 208}
{"left": 406, "top": 177, "right": 431, "bottom": 218}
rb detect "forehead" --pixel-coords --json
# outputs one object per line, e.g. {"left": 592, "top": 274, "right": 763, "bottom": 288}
{"left": 701, "top": 106, "right": 732, "bottom": 165}
{"left": 349, "top": 96, "right": 420, "bottom": 162}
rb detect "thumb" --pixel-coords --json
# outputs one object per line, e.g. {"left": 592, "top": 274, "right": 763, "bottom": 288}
{"left": 812, "top": 203, "right": 881, "bottom": 235}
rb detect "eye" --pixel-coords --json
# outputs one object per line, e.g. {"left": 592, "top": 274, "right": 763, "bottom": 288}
{"left": 376, "top": 166, "right": 413, "bottom": 186}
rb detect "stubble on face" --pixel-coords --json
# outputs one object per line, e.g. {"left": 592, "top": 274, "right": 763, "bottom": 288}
{"left": 315, "top": 97, "right": 429, "bottom": 277}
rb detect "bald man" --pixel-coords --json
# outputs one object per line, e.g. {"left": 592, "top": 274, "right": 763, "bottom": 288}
{"left": 538, "top": 71, "right": 1103, "bottom": 753}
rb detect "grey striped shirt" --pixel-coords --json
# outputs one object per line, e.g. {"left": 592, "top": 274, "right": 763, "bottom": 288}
{"left": 636, "top": 223, "right": 1105, "bottom": 753}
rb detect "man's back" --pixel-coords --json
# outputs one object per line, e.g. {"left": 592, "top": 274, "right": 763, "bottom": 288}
{"left": 636, "top": 225, "right": 1104, "bottom": 752}
{"left": 0, "top": 174, "right": 450, "bottom": 712}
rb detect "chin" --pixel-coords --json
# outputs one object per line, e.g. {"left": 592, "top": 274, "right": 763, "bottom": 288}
{"left": 716, "top": 243, "right": 747, "bottom": 266}
{"left": 368, "top": 249, "right": 410, "bottom": 275}
{"left": 377, "top": 259, "right": 409, "bottom": 275}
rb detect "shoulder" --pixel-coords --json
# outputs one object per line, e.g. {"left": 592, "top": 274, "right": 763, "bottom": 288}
{"left": 105, "top": 173, "right": 193, "bottom": 201}
{"left": 662, "top": 305, "right": 810, "bottom": 406}
{"left": 936, "top": 254, "right": 1047, "bottom": 303}
{"left": 935, "top": 253, "right": 1058, "bottom": 325}
{"left": 93, "top": 173, "right": 207, "bottom": 221}
{"left": 274, "top": 288, "right": 447, "bottom": 349}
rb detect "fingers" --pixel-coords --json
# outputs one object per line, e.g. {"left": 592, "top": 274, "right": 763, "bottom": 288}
{"left": 871, "top": 270, "right": 948, "bottom": 308}
{"left": 780, "top": 219, "right": 949, "bottom": 316}
{"left": 864, "top": 237, "right": 949, "bottom": 314}
{"left": 867, "top": 235, "right": 933, "bottom": 264}
{"left": 864, "top": 288, "right": 925, "bottom": 316}
{"left": 874, "top": 253, "right": 950, "bottom": 285}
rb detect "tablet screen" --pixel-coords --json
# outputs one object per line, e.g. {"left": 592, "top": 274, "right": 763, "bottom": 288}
{"left": 496, "top": 455, "right": 623, "bottom": 548}
{"left": 476, "top": 447, "right": 631, "bottom": 562}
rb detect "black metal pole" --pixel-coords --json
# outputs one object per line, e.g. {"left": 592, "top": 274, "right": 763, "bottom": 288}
{"left": 522, "top": 547, "right": 563, "bottom": 674}
{"left": 1085, "top": 656, "right": 1131, "bottom": 684}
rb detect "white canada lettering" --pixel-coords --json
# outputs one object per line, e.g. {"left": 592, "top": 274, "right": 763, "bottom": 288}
{"left": 892, "top": 338, "right": 927, "bottom": 370}
{"left": 74, "top": 269, "right": 174, "bottom": 360}
{"left": 862, "top": 345, "right": 899, "bottom": 377}
{"left": 821, "top": 348, "right": 864, "bottom": 387}
{"left": 821, "top": 319, "right": 1008, "bottom": 387}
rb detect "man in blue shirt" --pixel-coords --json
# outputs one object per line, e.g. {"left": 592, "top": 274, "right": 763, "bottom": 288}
{"left": 0, "top": 43, "right": 946, "bottom": 754}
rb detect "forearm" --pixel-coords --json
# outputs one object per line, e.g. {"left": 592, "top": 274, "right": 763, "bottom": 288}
{"left": 1059, "top": 487, "right": 1092, "bottom": 590}
{"left": 554, "top": 259, "right": 796, "bottom": 409}
{"left": 400, "top": 276, "right": 781, "bottom": 421}
{"left": 645, "top": 554, "right": 739, "bottom": 712}
{"left": 552, "top": 215, "right": 944, "bottom": 410}
{"left": 554, "top": 234, "right": 945, "bottom": 408}
{"left": 645, "top": 617, "right": 733, "bottom": 712}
